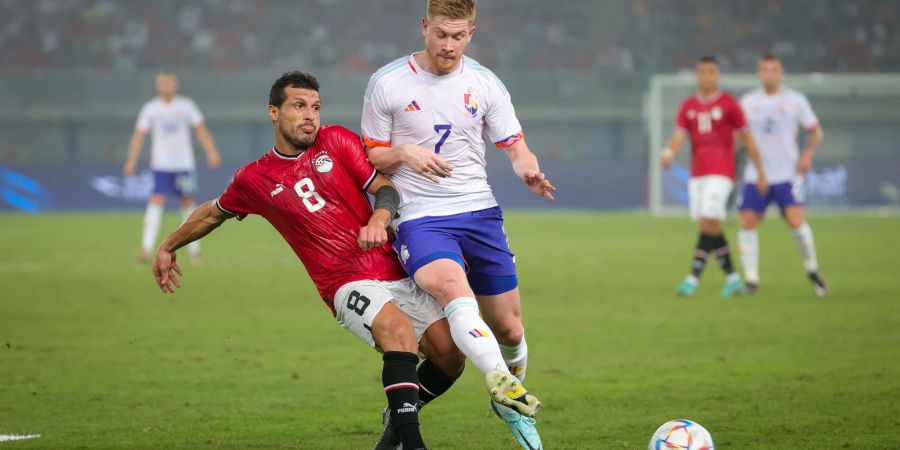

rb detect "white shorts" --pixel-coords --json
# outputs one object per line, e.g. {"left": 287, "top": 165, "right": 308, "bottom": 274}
{"left": 688, "top": 175, "right": 734, "bottom": 221}
{"left": 334, "top": 278, "right": 444, "bottom": 349}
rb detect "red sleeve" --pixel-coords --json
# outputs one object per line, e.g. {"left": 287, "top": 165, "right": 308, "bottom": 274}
{"left": 320, "top": 126, "right": 378, "bottom": 190}
{"left": 729, "top": 95, "right": 748, "bottom": 131}
{"left": 216, "top": 168, "right": 253, "bottom": 220}
{"left": 675, "top": 100, "right": 689, "bottom": 132}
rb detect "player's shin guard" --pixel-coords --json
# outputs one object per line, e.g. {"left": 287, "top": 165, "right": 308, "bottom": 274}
{"left": 793, "top": 222, "right": 819, "bottom": 272}
{"left": 142, "top": 203, "right": 164, "bottom": 253}
{"left": 382, "top": 351, "right": 425, "bottom": 450}
{"left": 416, "top": 359, "right": 459, "bottom": 406}
{"left": 738, "top": 229, "right": 760, "bottom": 283}
{"left": 444, "top": 297, "right": 508, "bottom": 375}
{"left": 499, "top": 336, "right": 528, "bottom": 382}
{"left": 712, "top": 234, "right": 736, "bottom": 275}
{"left": 181, "top": 205, "right": 201, "bottom": 255}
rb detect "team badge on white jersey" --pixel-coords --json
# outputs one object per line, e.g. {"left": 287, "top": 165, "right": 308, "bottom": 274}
{"left": 464, "top": 87, "right": 479, "bottom": 118}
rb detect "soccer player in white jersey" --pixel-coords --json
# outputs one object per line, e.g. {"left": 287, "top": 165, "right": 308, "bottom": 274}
{"left": 124, "top": 71, "right": 221, "bottom": 264}
{"left": 738, "top": 54, "right": 827, "bottom": 296}
{"left": 361, "top": 1, "right": 554, "bottom": 448}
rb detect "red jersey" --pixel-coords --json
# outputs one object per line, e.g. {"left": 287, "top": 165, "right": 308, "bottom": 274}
{"left": 216, "top": 125, "right": 408, "bottom": 315}
{"left": 675, "top": 91, "right": 748, "bottom": 179}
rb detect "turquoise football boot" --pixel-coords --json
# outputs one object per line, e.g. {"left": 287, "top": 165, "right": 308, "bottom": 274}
{"left": 720, "top": 274, "right": 746, "bottom": 298}
{"left": 676, "top": 276, "right": 698, "bottom": 297}
{"left": 491, "top": 401, "right": 543, "bottom": 450}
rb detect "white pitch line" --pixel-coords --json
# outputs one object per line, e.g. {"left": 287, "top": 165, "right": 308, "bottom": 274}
{"left": 0, "top": 434, "right": 40, "bottom": 442}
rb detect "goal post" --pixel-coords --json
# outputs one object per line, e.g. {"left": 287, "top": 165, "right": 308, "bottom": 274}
{"left": 645, "top": 73, "right": 900, "bottom": 216}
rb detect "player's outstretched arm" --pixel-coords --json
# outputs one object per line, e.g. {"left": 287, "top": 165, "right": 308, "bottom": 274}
{"left": 123, "top": 130, "right": 147, "bottom": 176}
{"left": 742, "top": 131, "right": 769, "bottom": 195}
{"left": 357, "top": 175, "right": 400, "bottom": 250}
{"left": 194, "top": 123, "right": 222, "bottom": 169}
{"left": 153, "top": 201, "right": 231, "bottom": 293}
{"left": 504, "top": 139, "right": 555, "bottom": 200}
{"left": 660, "top": 130, "right": 686, "bottom": 168}
{"left": 365, "top": 144, "right": 452, "bottom": 183}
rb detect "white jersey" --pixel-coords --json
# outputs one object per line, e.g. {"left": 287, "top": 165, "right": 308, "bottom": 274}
{"left": 135, "top": 95, "right": 205, "bottom": 171}
{"left": 741, "top": 87, "right": 819, "bottom": 184}
{"left": 361, "top": 53, "right": 523, "bottom": 226}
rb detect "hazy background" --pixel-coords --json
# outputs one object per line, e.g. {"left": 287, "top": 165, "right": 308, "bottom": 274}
{"left": 2, "top": 0, "right": 898, "bottom": 212}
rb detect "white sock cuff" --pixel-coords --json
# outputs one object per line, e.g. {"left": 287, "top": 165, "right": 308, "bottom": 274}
{"left": 499, "top": 337, "right": 527, "bottom": 361}
{"left": 738, "top": 228, "right": 758, "bottom": 240}
{"left": 443, "top": 297, "right": 478, "bottom": 320}
{"left": 146, "top": 203, "right": 164, "bottom": 215}
{"left": 793, "top": 222, "right": 811, "bottom": 236}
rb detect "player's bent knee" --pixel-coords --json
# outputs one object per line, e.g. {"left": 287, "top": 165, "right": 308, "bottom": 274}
{"left": 371, "top": 303, "right": 417, "bottom": 353}
{"left": 740, "top": 213, "right": 758, "bottom": 230}
{"left": 415, "top": 267, "right": 471, "bottom": 302}
{"left": 699, "top": 218, "right": 723, "bottom": 235}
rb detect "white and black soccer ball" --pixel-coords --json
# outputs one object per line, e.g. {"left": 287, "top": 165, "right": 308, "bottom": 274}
{"left": 648, "top": 419, "right": 715, "bottom": 450}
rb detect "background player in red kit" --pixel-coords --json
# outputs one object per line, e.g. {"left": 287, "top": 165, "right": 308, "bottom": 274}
{"left": 151, "top": 71, "right": 464, "bottom": 450}
{"left": 661, "top": 56, "right": 769, "bottom": 298}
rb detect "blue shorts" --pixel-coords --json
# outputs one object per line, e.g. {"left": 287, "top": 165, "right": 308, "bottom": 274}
{"left": 739, "top": 178, "right": 804, "bottom": 215}
{"left": 152, "top": 170, "right": 196, "bottom": 198}
{"left": 393, "top": 206, "right": 518, "bottom": 296}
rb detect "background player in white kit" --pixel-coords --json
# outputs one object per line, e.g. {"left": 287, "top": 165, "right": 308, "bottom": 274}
{"left": 362, "top": 1, "right": 554, "bottom": 448}
{"left": 124, "top": 71, "right": 221, "bottom": 264}
{"left": 738, "top": 54, "right": 827, "bottom": 296}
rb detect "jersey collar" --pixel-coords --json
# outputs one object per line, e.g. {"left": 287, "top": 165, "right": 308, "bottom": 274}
{"left": 271, "top": 147, "right": 302, "bottom": 160}
{"left": 695, "top": 91, "right": 723, "bottom": 104}
{"left": 408, "top": 52, "right": 464, "bottom": 82}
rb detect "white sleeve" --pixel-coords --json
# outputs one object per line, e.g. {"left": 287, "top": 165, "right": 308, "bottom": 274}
{"left": 135, "top": 103, "right": 152, "bottom": 132}
{"left": 483, "top": 75, "right": 523, "bottom": 148}
{"left": 740, "top": 93, "right": 751, "bottom": 112}
{"left": 797, "top": 94, "right": 819, "bottom": 130}
{"left": 360, "top": 79, "right": 393, "bottom": 147}
{"left": 186, "top": 99, "right": 205, "bottom": 126}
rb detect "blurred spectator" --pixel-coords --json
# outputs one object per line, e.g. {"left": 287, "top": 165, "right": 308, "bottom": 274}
{"left": 0, "top": 0, "right": 897, "bottom": 74}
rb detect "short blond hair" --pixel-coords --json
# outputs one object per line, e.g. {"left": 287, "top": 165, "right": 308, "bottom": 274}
{"left": 427, "top": 0, "right": 476, "bottom": 23}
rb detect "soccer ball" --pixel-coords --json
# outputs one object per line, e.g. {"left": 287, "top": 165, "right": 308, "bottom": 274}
{"left": 648, "top": 419, "right": 715, "bottom": 450}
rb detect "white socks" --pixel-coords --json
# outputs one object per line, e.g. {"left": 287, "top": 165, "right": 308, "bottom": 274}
{"left": 793, "top": 222, "right": 819, "bottom": 272}
{"left": 494, "top": 336, "right": 529, "bottom": 415}
{"left": 500, "top": 337, "right": 528, "bottom": 382}
{"left": 739, "top": 222, "right": 819, "bottom": 283}
{"left": 141, "top": 203, "right": 164, "bottom": 253}
{"left": 738, "top": 229, "right": 759, "bottom": 283}
{"left": 443, "top": 297, "right": 508, "bottom": 375}
{"left": 181, "top": 205, "right": 201, "bottom": 256}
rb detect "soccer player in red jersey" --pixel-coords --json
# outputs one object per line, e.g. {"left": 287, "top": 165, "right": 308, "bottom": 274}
{"left": 660, "top": 56, "right": 769, "bottom": 298}
{"left": 151, "top": 72, "right": 464, "bottom": 450}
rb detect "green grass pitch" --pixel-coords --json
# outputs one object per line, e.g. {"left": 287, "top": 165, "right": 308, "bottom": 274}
{"left": 1, "top": 211, "right": 898, "bottom": 449}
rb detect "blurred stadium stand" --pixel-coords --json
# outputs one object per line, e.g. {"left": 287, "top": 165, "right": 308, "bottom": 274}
{"left": 0, "top": 0, "right": 898, "bottom": 211}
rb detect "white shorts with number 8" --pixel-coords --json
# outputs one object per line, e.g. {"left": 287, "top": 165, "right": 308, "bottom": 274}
{"left": 334, "top": 278, "right": 444, "bottom": 349}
